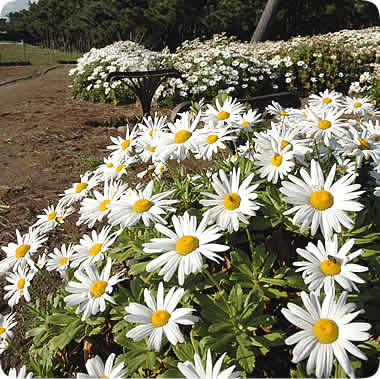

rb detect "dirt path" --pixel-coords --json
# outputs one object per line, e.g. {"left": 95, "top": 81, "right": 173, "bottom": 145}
{"left": 0, "top": 65, "right": 165, "bottom": 240}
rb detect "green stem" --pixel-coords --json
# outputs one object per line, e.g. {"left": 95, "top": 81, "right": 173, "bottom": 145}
{"left": 32, "top": 262, "right": 64, "bottom": 294}
{"left": 7, "top": 338, "right": 28, "bottom": 362}
{"left": 245, "top": 227, "right": 259, "bottom": 284}
{"left": 203, "top": 269, "right": 233, "bottom": 317}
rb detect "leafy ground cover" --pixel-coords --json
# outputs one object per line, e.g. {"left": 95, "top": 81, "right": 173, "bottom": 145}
{"left": 0, "top": 61, "right": 379, "bottom": 379}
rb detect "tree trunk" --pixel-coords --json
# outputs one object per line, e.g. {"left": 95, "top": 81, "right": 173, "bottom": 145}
{"left": 250, "top": 0, "right": 280, "bottom": 43}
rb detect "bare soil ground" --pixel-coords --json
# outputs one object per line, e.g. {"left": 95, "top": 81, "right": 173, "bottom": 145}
{"left": 0, "top": 64, "right": 171, "bottom": 373}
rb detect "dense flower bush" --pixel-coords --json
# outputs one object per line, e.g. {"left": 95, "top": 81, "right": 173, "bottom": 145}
{"left": 70, "top": 40, "right": 172, "bottom": 104}
{"left": 70, "top": 27, "right": 380, "bottom": 107}
{"left": 1, "top": 88, "right": 379, "bottom": 378}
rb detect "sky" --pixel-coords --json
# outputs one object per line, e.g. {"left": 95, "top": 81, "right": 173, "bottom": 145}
{"left": 0, "top": 0, "right": 38, "bottom": 16}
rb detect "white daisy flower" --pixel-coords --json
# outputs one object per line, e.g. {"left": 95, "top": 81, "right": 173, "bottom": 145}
{"left": 3, "top": 262, "right": 35, "bottom": 307}
{"left": 136, "top": 113, "right": 168, "bottom": 138}
{"left": 200, "top": 167, "right": 261, "bottom": 233}
{"left": 282, "top": 290, "right": 371, "bottom": 378}
{"left": 77, "top": 353, "right": 128, "bottom": 378}
{"left": 0, "top": 365, "right": 33, "bottom": 379}
{"left": 46, "top": 243, "right": 75, "bottom": 277}
{"left": 106, "top": 124, "right": 139, "bottom": 160}
{"left": 265, "top": 101, "right": 297, "bottom": 123}
{"left": 280, "top": 159, "right": 364, "bottom": 239}
{"left": 95, "top": 155, "right": 136, "bottom": 181}
{"left": 308, "top": 89, "right": 343, "bottom": 110}
{"left": 59, "top": 171, "right": 102, "bottom": 207}
{"left": 340, "top": 128, "right": 380, "bottom": 167}
{"left": 237, "top": 140, "right": 255, "bottom": 160}
{"left": 234, "top": 108, "right": 263, "bottom": 133}
{"left": 303, "top": 106, "right": 350, "bottom": 146}
{"left": 362, "top": 119, "right": 380, "bottom": 141}
{"left": 144, "top": 211, "right": 229, "bottom": 285}
{"left": 33, "top": 203, "right": 74, "bottom": 234}
{"left": 255, "top": 137, "right": 295, "bottom": 184}
{"left": 155, "top": 112, "right": 201, "bottom": 162}
{"left": 342, "top": 95, "right": 375, "bottom": 116}
{"left": 294, "top": 234, "right": 368, "bottom": 295}
{"left": 70, "top": 226, "right": 121, "bottom": 268}
{"left": 134, "top": 132, "right": 161, "bottom": 163}
{"left": 0, "top": 227, "right": 47, "bottom": 275}
{"left": 334, "top": 155, "right": 357, "bottom": 176}
{"left": 77, "top": 180, "right": 129, "bottom": 228}
{"left": 125, "top": 282, "right": 199, "bottom": 351}
{"left": 178, "top": 348, "right": 241, "bottom": 379}
{"left": 194, "top": 126, "right": 236, "bottom": 161}
{"left": 64, "top": 258, "right": 123, "bottom": 321}
{"left": 109, "top": 180, "right": 178, "bottom": 228}
{"left": 0, "top": 312, "right": 17, "bottom": 354}
{"left": 203, "top": 96, "right": 245, "bottom": 128}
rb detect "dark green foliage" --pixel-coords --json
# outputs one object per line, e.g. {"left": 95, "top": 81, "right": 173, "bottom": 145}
{"left": 3, "top": 0, "right": 378, "bottom": 52}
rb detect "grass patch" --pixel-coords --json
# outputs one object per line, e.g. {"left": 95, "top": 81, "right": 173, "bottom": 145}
{"left": 0, "top": 42, "right": 81, "bottom": 65}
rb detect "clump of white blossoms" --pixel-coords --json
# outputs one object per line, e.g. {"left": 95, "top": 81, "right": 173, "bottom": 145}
{"left": 108, "top": 180, "right": 178, "bottom": 228}
{"left": 125, "top": 282, "right": 199, "bottom": 351}
{"left": 64, "top": 258, "right": 123, "bottom": 321}
{"left": 280, "top": 159, "right": 364, "bottom": 239}
{"left": 294, "top": 234, "right": 368, "bottom": 295}
{"left": 0, "top": 312, "right": 17, "bottom": 354}
{"left": 0, "top": 364, "right": 33, "bottom": 379}
{"left": 144, "top": 211, "right": 229, "bottom": 285}
{"left": 0, "top": 227, "right": 47, "bottom": 274}
{"left": 200, "top": 167, "right": 261, "bottom": 233}
{"left": 33, "top": 202, "right": 74, "bottom": 233}
{"left": 77, "top": 353, "right": 128, "bottom": 379}
{"left": 282, "top": 290, "right": 371, "bottom": 378}
{"left": 178, "top": 349, "right": 241, "bottom": 379}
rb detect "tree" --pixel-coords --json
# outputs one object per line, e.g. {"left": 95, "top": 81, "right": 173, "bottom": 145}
{"left": 250, "top": 0, "right": 280, "bottom": 42}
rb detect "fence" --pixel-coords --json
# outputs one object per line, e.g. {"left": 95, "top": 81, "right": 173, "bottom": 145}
{"left": 0, "top": 41, "right": 80, "bottom": 65}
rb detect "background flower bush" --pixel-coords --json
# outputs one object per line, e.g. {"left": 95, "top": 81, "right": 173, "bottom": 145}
{"left": 70, "top": 27, "right": 380, "bottom": 106}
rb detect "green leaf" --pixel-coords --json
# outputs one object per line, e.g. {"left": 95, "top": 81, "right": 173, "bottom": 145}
{"left": 124, "top": 350, "right": 157, "bottom": 373}
{"left": 229, "top": 284, "right": 244, "bottom": 311}
{"left": 158, "top": 368, "right": 183, "bottom": 378}
{"left": 173, "top": 343, "right": 195, "bottom": 362}
{"left": 47, "top": 313, "right": 76, "bottom": 326}
{"left": 26, "top": 326, "right": 46, "bottom": 338}
{"left": 48, "top": 319, "right": 83, "bottom": 351}
{"left": 285, "top": 274, "right": 308, "bottom": 290}
{"left": 236, "top": 344, "right": 255, "bottom": 373}
{"left": 129, "top": 261, "right": 148, "bottom": 275}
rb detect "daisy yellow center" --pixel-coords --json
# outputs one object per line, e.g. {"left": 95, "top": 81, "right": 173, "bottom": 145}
{"left": 149, "top": 145, "right": 156, "bottom": 152}
{"left": 116, "top": 164, "right": 125, "bottom": 173}
{"left": 149, "top": 129, "right": 153, "bottom": 136}
{"left": 224, "top": 192, "right": 241, "bottom": 210}
{"left": 320, "top": 259, "right": 341, "bottom": 276}
{"left": 310, "top": 190, "right": 334, "bottom": 210}
{"left": 133, "top": 199, "right": 152, "bottom": 213}
{"left": 176, "top": 236, "right": 199, "bottom": 256}
{"left": 57, "top": 216, "right": 63, "bottom": 223}
{"left": 15, "top": 244, "right": 30, "bottom": 258}
{"left": 99, "top": 377, "right": 108, "bottom": 379}
{"left": 241, "top": 121, "right": 250, "bottom": 127}
{"left": 368, "top": 112, "right": 372, "bottom": 116}
{"left": 121, "top": 139, "right": 130, "bottom": 150}
{"left": 106, "top": 163, "right": 113, "bottom": 168}
{"left": 0, "top": 328, "right": 5, "bottom": 335}
{"left": 272, "top": 154, "right": 282, "bottom": 167}
{"left": 90, "top": 280, "right": 107, "bottom": 297}
{"left": 313, "top": 319, "right": 338, "bottom": 344}
{"left": 371, "top": 134, "right": 380, "bottom": 142}
{"left": 47, "top": 211, "right": 57, "bottom": 221}
{"left": 281, "top": 140, "right": 290, "bottom": 150}
{"left": 151, "top": 310, "right": 170, "bottom": 327}
{"left": 217, "top": 111, "right": 230, "bottom": 120}
{"left": 318, "top": 120, "right": 331, "bottom": 130}
{"left": 353, "top": 102, "right": 362, "bottom": 108}
{"left": 89, "top": 243, "right": 102, "bottom": 256}
{"left": 174, "top": 130, "right": 192, "bottom": 144}
{"left": 358, "top": 138, "right": 370, "bottom": 150}
{"left": 337, "top": 166, "right": 346, "bottom": 173}
{"left": 17, "top": 278, "right": 25, "bottom": 290}
{"left": 99, "top": 199, "right": 111, "bottom": 211}
{"left": 59, "top": 257, "right": 68, "bottom": 266}
{"left": 233, "top": 155, "right": 238, "bottom": 159}
{"left": 75, "top": 182, "right": 88, "bottom": 193}
{"left": 159, "top": 165, "right": 165, "bottom": 173}
{"left": 206, "top": 135, "right": 218, "bottom": 144}
{"left": 280, "top": 110, "right": 288, "bottom": 116}
{"left": 322, "top": 97, "right": 332, "bottom": 104}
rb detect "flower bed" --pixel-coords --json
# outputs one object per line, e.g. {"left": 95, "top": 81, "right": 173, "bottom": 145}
{"left": 70, "top": 27, "right": 380, "bottom": 107}
{"left": 0, "top": 88, "right": 379, "bottom": 378}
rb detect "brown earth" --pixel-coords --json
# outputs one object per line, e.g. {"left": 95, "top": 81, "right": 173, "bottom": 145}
{"left": 0, "top": 64, "right": 172, "bottom": 373}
